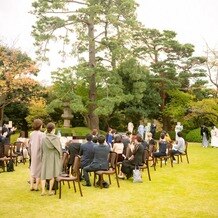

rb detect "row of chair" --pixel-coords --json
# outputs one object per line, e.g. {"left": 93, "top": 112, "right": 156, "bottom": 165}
{"left": 55, "top": 148, "right": 154, "bottom": 199}
{"left": 0, "top": 142, "right": 27, "bottom": 172}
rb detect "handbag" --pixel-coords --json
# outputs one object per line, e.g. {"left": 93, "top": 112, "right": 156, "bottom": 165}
{"left": 133, "top": 166, "right": 142, "bottom": 183}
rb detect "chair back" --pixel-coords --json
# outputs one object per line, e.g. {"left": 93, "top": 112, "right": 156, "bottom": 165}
{"left": 109, "top": 152, "right": 118, "bottom": 169}
{"left": 143, "top": 149, "right": 150, "bottom": 163}
{"left": 14, "top": 142, "right": 23, "bottom": 153}
{"left": 4, "top": 144, "right": 13, "bottom": 157}
{"left": 72, "top": 155, "right": 81, "bottom": 178}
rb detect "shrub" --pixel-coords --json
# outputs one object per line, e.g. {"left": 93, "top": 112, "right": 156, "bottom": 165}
{"left": 185, "top": 128, "right": 202, "bottom": 142}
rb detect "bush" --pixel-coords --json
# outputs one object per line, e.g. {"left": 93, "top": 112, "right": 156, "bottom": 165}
{"left": 185, "top": 128, "right": 202, "bottom": 142}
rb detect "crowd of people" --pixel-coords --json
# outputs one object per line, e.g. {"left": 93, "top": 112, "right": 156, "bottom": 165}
{"left": 0, "top": 119, "right": 218, "bottom": 196}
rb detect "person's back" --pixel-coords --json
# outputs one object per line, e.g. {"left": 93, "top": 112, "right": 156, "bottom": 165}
{"left": 80, "top": 134, "right": 94, "bottom": 168}
{"left": 68, "top": 141, "right": 81, "bottom": 166}
{"left": 92, "top": 143, "right": 110, "bottom": 170}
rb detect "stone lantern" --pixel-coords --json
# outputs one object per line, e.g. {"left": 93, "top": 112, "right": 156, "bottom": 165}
{"left": 61, "top": 102, "right": 73, "bottom": 127}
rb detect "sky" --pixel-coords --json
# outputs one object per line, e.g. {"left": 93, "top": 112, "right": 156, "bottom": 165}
{"left": 0, "top": 0, "right": 218, "bottom": 85}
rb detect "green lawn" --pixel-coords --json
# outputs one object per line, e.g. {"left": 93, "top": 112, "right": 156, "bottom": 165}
{"left": 0, "top": 143, "right": 218, "bottom": 218}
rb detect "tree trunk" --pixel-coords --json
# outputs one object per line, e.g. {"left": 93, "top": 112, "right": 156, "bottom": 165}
{"left": 0, "top": 106, "right": 4, "bottom": 126}
{"left": 87, "top": 21, "right": 99, "bottom": 130}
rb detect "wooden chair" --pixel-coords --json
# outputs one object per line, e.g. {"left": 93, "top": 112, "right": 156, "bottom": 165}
{"left": 174, "top": 141, "right": 189, "bottom": 164}
{"left": 4, "top": 144, "right": 18, "bottom": 166}
{"left": 139, "top": 149, "right": 151, "bottom": 181}
{"left": 14, "top": 142, "right": 26, "bottom": 164}
{"left": 55, "top": 155, "right": 83, "bottom": 199}
{"left": 0, "top": 156, "right": 11, "bottom": 172}
{"left": 93, "top": 151, "right": 120, "bottom": 189}
{"left": 154, "top": 143, "right": 173, "bottom": 168}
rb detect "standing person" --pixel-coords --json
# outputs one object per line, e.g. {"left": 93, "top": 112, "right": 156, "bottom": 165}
{"left": 83, "top": 135, "right": 110, "bottom": 187}
{"left": 211, "top": 126, "right": 218, "bottom": 148}
{"left": 150, "top": 122, "right": 157, "bottom": 139}
{"left": 106, "top": 128, "right": 113, "bottom": 148}
{"left": 137, "top": 121, "right": 145, "bottom": 138}
{"left": 127, "top": 122, "right": 134, "bottom": 134}
{"left": 29, "top": 119, "right": 44, "bottom": 191}
{"left": 2, "top": 124, "right": 17, "bottom": 144}
{"left": 41, "top": 122, "right": 62, "bottom": 196}
{"left": 200, "top": 125, "right": 210, "bottom": 148}
{"left": 175, "top": 122, "right": 183, "bottom": 141}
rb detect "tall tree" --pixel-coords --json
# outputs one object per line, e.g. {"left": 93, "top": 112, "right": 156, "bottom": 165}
{"left": 0, "top": 45, "right": 39, "bottom": 125}
{"left": 133, "top": 28, "right": 206, "bottom": 129}
{"left": 32, "top": 0, "right": 138, "bottom": 129}
{"left": 204, "top": 43, "right": 218, "bottom": 96}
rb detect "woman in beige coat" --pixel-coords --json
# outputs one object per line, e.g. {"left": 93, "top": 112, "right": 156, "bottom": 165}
{"left": 41, "top": 122, "right": 62, "bottom": 196}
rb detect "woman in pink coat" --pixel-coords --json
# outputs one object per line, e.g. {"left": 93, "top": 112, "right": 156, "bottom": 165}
{"left": 29, "top": 119, "right": 44, "bottom": 191}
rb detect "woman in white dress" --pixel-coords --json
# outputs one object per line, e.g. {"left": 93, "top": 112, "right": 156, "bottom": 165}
{"left": 211, "top": 126, "right": 218, "bottom": 148}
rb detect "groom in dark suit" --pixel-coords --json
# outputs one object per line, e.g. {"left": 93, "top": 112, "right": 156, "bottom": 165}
{"left": 83, "top": 135, "right": 110, "bottom": 187}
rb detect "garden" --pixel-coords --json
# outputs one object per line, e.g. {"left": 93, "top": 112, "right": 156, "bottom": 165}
{"left": 0, "top": 143, "right": 217, "bottom": 218}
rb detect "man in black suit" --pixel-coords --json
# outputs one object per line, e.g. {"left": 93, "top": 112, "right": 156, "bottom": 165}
{"left": 83, "top": 135, "right": 110, "bottom": 187}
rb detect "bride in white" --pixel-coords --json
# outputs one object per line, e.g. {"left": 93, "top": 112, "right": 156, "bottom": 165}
{"left": 211, "top": 126, "right": 218, "bottom": 148}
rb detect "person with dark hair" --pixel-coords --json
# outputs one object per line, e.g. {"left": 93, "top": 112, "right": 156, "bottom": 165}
{"left": 106, "top": 127, "right": 113, "bottom": 148}
{"left": 153, "top": 133, "right": 167, "bottom": 159}
{"left": 171, "top": 131, "right": 185, "bottom": 162}
{"left": 79, "top": 134, "right": 95, "bottom": 179}
{"left": 121, "top": 134, "right": 144, "bottom": 179}
{"left": 29, "top": 119, "right": 44, "bottom": 191}
{"left": 200, "top": 125, "right": 210, "bottom": 148}
{"left": 2, "top": 123, "right": 17, "bottom": 145}
{"left": 82, "top": 135, "right": 110, "bottom": 187}
{"left": 41, "top": 122, "right": 62, "bottom": 196}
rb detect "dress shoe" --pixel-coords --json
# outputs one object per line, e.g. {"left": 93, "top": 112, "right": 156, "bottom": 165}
{"left": 82, "top": 182, "right": 91, "bottom": 187}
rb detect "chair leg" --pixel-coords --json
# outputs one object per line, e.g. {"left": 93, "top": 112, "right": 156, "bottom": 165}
{"left": 146, "top": 162, "right": 151, "bottom": 181}
{"left": 100, "top": 175, "right": 103, "bottom": 189}
{"left": 108, "top": 175, "right": 111, "bottom": 184}
{"left": 160, "top": 158, "right": 163, "bottom": 168}
{"left": 177, "top": 155, "right": 180, "bottom": 164}
{"left": 77, "top": 181, "right": 83, "bottom": 197}
{"left": 170, "top": 157, "right": 173, "bottom": 167}
{"left": 93, "top": 173, "right": 96, "bottom": 186}
{"left": 186, "top": 154, "right": 189, "bottom": 163}
{"left": 73, "top": 181, "right": 76, "bottom": 192}
{"left": 67, "top": 181, "right": 71, "bottom": 189}
{"left": 180, "top": 155, "right": 183, "bottom": 162}
{"left": 59, "top": 181, "right": 62, "bottom": 199}
{"left": 115, "top": 172, "right": 120, "bottom": 188}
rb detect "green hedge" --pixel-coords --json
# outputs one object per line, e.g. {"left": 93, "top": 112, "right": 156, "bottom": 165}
{"left": 185, "top": 128, "right": 202, "bottom": 143}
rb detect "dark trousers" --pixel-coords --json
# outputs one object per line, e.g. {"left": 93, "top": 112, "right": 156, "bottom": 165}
{"left": 83, "top": 165, "right": 107, "bottom": 184}
{"left": 171, "top": 149, "right": 181, "bottom": 160}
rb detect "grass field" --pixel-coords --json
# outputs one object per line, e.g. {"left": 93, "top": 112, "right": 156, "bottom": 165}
{"left": 0, "top": 143, "right": 218, "bottom": 218}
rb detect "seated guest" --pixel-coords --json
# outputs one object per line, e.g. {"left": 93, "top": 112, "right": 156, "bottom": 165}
{"left": 79, "top": 134, "right": 95, "bottom": 178}
{"left": 121, "top": 134, "right": 144, "bottom": 179}
{"left": 147, "top": 132, "right": 156, "bottom": 156}
{"left": 171, "top": 131, "right": 186, "bottom": 162}
{"left": 112, "top": 135, "right": 124, "bottom": 162}
{"left": 122, "top": 131, "right": 131, "bottom": 157}
{"left": 83, "top": 135, "right": 110, "bottom": 187}
{"left": 112, "top": 135, "right": 125, "bottom": 179}
{"left": 153, "top": 133, "right": 167, "bottom": 160}
{"left": 67, "top": 139, "right": 81, "bottom": 172}
{"left": 16, "top": 131, "right": 29, "bottom": 160}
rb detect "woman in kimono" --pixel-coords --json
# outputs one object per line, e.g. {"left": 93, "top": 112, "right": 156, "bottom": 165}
{"left": 41, "top": 122, "right": 62, "bottom": 196}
